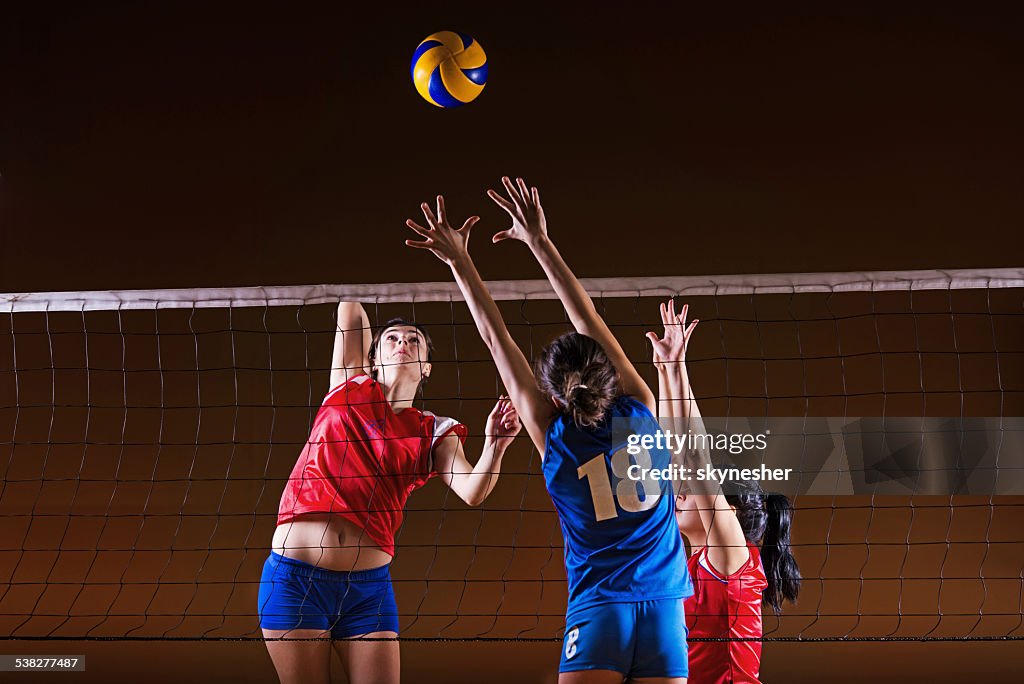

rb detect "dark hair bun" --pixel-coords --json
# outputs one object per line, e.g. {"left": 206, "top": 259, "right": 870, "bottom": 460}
{"left": 536, "top": 333, "right": 619, "bottom": 428}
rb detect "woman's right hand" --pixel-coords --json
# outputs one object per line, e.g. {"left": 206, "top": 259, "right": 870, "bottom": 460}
{"left": 487, "top": 176, "right": 548, "bottom": 247}
{"left": 647, "top": 299, "right": 699, "bottom": 369}
{"left": 485, "top": 395, "right": 522, "bottom": 451}
{"left": 404, "top": 195, "right": 480, "bottom": 268}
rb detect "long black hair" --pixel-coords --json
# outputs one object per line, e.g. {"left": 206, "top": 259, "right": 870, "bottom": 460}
{"left": 723, "top": 477, "right": 801, "bottom": 613}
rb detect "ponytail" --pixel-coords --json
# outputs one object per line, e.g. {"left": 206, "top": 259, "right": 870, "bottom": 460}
{"left": 723, "top": 479, "right": 802, "bottom": 614}
{"left": 535, "top": 333, "right": 619, "bottom": 428}
{"left": 761, "top": 493, "right": 801, "bottom": 613}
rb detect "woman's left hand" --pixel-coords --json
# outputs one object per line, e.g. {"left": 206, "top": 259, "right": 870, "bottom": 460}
{"left": 647, "top": 299, "right": 699, "bottom": 368}
{"left": 485, "top": 395, "right": 522, "bottom": 451}
{"left": 404, "top": 195, "right": 480, "bottom": 267}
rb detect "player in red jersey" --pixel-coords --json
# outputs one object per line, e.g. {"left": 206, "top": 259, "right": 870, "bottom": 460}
{"left": 259, "top": 301, "right": 521, "bottom": 684}
{"left": 648, "top": 300, "right": 801, "bottom": 684}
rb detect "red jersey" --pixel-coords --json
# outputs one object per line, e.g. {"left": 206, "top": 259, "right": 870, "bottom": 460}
{"left": 684, "top": 544, "right": 768, "bottom": 684}
{"left": 276, "top": 374, "right": 467, "bottom": 556}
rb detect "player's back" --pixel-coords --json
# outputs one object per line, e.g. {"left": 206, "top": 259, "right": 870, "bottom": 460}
{"left": 542, "top": 395, "right": 692, "bottom": 611}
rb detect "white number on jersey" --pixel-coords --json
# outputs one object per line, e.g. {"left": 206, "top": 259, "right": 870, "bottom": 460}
{"left": 577, "top": 447, "right": 660, "bottom": 522}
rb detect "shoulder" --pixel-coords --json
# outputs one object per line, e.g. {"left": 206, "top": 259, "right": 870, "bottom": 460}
{"left": 325, "top": 372, "right": 374, "bottom": 399}
{"left": 421, "top": 411, "right": 468, "bottom": 449}
{"left": 746, "top": 543, "right": 768, "bottom": 579}
{"left": 544, "top": 410, "right": 567, "bottom": 438}
{"left": 320, "top": 373, "right": 372, "bottom": 408}
{"left": 614, "top": 394, "right": 654, "bottom": 418}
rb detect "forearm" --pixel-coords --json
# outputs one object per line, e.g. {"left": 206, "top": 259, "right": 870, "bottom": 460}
{"left": 448, "top": 256, "right": 549, "bottom": 450}
{"left": 448, "top": 257, "right": 532, "bottom": 402}
{"left": 677, "top": 363, "right": 701, "bottom": 422}
{"left": 528, "top": 235, "right": 653, "bottom": 406}
{"left": 665, "top": 361, "right": 711, "bottom": 472}
{"left": 527, "top": 235, "right": 597, "bottom": 332}
{"left": 448, "top": 256, "right": 510, "bottom": 351}
{"left": 657, "top": 366, "right": 679, "bottom": 419}
{"left": 458, "top": 440, "right": 507, "bottom": 506}
{"left": 665, "top": 362, "right": 696, "bottom": 418}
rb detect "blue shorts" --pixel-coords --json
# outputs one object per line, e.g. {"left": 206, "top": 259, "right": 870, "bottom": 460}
{"left": 560, "top": 598, "right": 688, "bottom": 678}
{"left": 258, "top": 551, "right": 399, "bottom": 638}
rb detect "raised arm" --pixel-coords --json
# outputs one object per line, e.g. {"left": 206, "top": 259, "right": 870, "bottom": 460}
{"left": 432, "top": 397, "right": 521, "bottom": 506}
{"left": 404, "top": 196, "right": 555, "bottom": 453}
{"left": 649, "top": 300, "right": 748, "bottom": 575}
{"left": 650, "top": 301, "right": 689, "bottom": 420}
{"left": 488, "top": 177, "right": 654, "bottom": 412}
{"left": 329, "top": 301, "right": 372, "bottom": 391}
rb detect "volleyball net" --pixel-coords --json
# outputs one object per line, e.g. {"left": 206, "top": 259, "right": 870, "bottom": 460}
{"left": 1, "top": 268, "right": 1022, "bottom": 641}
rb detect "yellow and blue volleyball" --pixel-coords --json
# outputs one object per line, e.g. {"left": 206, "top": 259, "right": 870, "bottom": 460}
{"left": 411, "top": 31, "right": 487, "bottom": 108}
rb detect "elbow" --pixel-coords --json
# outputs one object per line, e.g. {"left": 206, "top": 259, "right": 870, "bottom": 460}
{"left": 462, "top": 492, "right": 484, "bottom": 507}
{"left": 479, "top": 329, "right": 504, "bottom": 353}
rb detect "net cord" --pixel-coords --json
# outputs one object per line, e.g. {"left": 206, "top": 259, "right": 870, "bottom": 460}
{"left": 3, "top": 268, "right": 1023, "bottom": 311}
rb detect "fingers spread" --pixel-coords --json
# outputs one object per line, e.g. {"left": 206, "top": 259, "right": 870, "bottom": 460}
{"left": 516, "top": 177, "right": 530, "bottom": 204}
{"left": 501, "top": 176, "right": 522, "bottom": 207}
{"left": 436, "top": 195, "right": 447, "bottom": 225}
{"left": 405, "top": 219, "right": 431, "bottom": 237}
{"left": 487, "top": 189, "right": 516, "bottom": 213}
{"left": 420, "top": 202, "right": 438, "bottom": 227}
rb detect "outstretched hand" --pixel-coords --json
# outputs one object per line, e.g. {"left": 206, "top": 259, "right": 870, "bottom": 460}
{"left": 646, "top": 300, "right": 699, "bottom": 369}
{"left": 487, "top": 176, "right": 548, "bottom": 247}
{"left": 405, "top": 195, "right": 480, "bottom": 267}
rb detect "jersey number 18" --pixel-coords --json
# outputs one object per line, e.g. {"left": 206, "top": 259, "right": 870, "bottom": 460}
{"left": 577, "top": 448, "right": 661, "bottom": 522}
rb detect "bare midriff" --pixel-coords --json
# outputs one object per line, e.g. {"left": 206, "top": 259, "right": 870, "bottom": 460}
{"left": 271, "top": 514, "right": 393, "bottom": 571}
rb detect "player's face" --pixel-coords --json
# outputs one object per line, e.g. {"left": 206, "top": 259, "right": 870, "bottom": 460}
{"left": 377, "top": 326, "right": 429, "bottom": 370}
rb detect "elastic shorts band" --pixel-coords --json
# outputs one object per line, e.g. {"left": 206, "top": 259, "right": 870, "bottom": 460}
{"left": 266, "top": 551, "right": 391, "bottom": 583}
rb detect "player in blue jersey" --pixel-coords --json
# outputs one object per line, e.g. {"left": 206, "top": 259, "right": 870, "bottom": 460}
{"left": 405, "top": 177, "right": 692, "bottom": 683}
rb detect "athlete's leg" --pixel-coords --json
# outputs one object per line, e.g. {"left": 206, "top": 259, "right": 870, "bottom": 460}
{"left": 263, "top": 628, "right": 332, "bottom": 684}
{"left": 258, "top": 553, "right": 336, "bottom": 684}
{"left": 631, "top": 599, "right": 689, "bottom": 684}
{"left": 559, "top": 602, "right": 631, "bottom": 683}
{"left": 333, "top": 631, "right": 400, "bottom": 684}
{"left": 330, "top": 564, "right": 400, "bottom": 684}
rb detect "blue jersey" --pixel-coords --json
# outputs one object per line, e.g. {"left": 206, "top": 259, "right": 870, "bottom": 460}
{"left": 543, "top": 395, "right": 693, "bottom": 612}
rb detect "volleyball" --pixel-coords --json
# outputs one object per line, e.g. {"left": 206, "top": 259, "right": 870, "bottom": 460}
{"left": 410, "top": 31, "right": 488, "bottom": 108}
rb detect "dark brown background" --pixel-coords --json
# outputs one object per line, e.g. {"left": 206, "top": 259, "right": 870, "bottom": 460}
{"left": 1, "top": 1, "right": 1022, "bottom": 681}
{"left": 2, "top": 1, "right": 1022, "bottom": 293}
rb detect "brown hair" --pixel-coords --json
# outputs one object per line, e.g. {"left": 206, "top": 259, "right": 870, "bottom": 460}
{"left": 368, "top": 318, "right": 434, "bottom": 386}
{"left": 534, "top": 332, "right": 619, "bottom": 428}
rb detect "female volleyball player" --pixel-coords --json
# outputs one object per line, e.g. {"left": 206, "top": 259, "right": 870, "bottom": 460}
{"left": 258, "top": 303, "right": 521, "bottom": 684}
{"left": 405, "top": 177, "right": 692, "bottom": 683}
{"left": 649, "top": 300, "right": 801, "bottom": 684}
